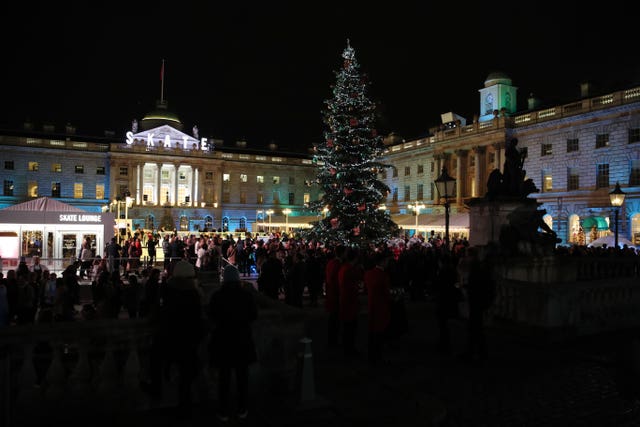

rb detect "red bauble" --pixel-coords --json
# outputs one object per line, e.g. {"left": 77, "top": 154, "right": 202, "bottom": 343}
{"left": 357, "top": 203, "right": 366, "bottom": 211}
{"left": 343, "top": 187, "right": 353, "bottom": 195}
{"left": 329, "top": 168, "right": 336, "bottom": 175}
{"left": 350, "top": 118, "right": 358, "bottom": 127}
{"left": 330, "top": 217, "right": 339, "bottom": 228}
{"left": 352, "top": 226, "right": 360, "bottom": 236}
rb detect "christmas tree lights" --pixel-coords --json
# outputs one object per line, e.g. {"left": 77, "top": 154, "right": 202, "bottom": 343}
{"left": 304, "top": 40, "right": 398, "bottom": 247}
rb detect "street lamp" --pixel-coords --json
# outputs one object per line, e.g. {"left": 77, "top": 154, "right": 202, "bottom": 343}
{"left": 609, "top": 182, "right": 626, "bottom": 248}
{"left": 407, "top": 201, "right": 425, "bottom": 236}
{"left": 434, "top": 166, "right": 456, "bottom": 248}
{"left": 282, "top": 208, "right": 292, "bottom": 233}
{"left": 265, "top": 209, "right": 274, "bottom": 233}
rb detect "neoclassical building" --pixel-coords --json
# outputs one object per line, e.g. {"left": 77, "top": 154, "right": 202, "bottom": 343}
{"left": 381, "top": 72, "right": 640, "bottom": 246}
{"left": 1, "top": 72, "right": 639, "bottom": 258}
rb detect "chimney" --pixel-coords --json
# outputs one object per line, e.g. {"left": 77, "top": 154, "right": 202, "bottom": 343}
{"left": 580, "top": 82, "right": 591, "bottom": 98}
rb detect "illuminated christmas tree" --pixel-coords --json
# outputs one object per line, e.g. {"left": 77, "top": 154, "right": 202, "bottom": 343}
{"left": 305, "top": 40, "right": 398, "bottom": 247}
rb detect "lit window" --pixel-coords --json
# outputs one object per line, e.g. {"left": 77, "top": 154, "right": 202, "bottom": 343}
{"left": 28, "top": 181, "right": 38, "bottom": 197}
{"left": 273, "top": 176, "right": 280, "bottom": 184}
{"left": 303, "top": 193, "right": 310, "bottom": 204}
{"left": 96, "top": 184, "right": 105, "bottom": 199}
{"left": 543, "top": 173, "right": 552, "bottom": 192}
{"left": 52, "top": 163, "right": 62, "bottom": 173}
{"left": 223, "top": 173, "right": 230, "bottom": 182}
{"left": 257, "top": 192, "right": 264, "bottom": 204}
{"left": 541, "top": 144, "right": 552, "bottom": 156}
{"left": 29, "top": 162, "right": 39, "bottom": 171}
{"left": 74, "top": 183, "right": 83, "bottom": 198}
{"left": 240, "top": 174, "right": 248, "bottom": 182}
{"left": 257, "top": 175, "right": 264, "bottom": 184}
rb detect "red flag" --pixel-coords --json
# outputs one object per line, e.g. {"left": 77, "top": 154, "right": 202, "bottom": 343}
{"left": 160, "top": 61, "right": 164, "bottom": 81}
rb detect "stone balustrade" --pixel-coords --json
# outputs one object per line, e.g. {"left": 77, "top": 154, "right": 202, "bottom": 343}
{"left": 490, "top": 256, "right": 640, "bottom": 340}
{"left": 0, "top": 287, "right": 309, "bottom": 425}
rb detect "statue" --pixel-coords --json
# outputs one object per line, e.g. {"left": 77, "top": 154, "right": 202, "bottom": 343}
{"left": 131, "top": 119, "right": 138, "bottom": 133}
{"left": 192, "top": 125, "right": 199, "bottom": 139}
{"left": 484, "top": 138, "right": 539, "bottom": 199}
{"left": 502, "top": 138, "right": 527, "bottom": 196}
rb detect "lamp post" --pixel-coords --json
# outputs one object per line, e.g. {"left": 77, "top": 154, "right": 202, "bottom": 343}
{"left": 265, "top": 209, "right": 274, "bottom": 233}
{"left": 407, "top": 202, "right": 425, "bottom": 236}
{"left": 282, "top": 208, "right": 292, "bottom": 233}
{"left": 609, "top": 182, "right": 626, "bottom": 248}
{"left": 434, "top": 166, "right": 456, "bottom": 248}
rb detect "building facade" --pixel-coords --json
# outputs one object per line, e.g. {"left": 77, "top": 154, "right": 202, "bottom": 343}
{"left": 1, "top": 73, "right": 639, "bottom": 257}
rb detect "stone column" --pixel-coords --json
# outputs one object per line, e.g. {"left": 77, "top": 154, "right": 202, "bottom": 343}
{"left": 189, "top": 166, "right": 195, "bottom": 207}
{"left": 193, "top": 167, "right": 199, "bottom": 206}
{"left": 473, "top": 146, "right": 486, "bottom": 198}
{"left": 173, "top": 163, "right": 179, "bottom": 206}
{"left": 136, "top": 163, "right": 141, "bottom": 205}
{"left": 493, "top": 142, "right": 504, "bottom": 173}
{"left": 455, "top": 149, "right": 468, "bottom": 205}
{"left": 156, "top": 163, "right": 162, "bottom": 205}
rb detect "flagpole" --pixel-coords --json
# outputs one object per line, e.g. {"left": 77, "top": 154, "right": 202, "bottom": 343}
{"left": 160, "top": 59, "right": 165, "bottom": 103}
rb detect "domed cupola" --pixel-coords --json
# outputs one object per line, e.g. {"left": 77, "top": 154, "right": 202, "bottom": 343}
{"left": 478, "top": 71, "right": 518, "bottom": 122}
{"left": 140, "top": 100, "right": 184, "bottom": 131}
{"left": 484, "top": 71, "right": 512, "bottom": 87}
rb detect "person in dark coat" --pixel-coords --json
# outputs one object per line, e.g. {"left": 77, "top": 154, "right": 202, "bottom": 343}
{"left": 364, "top": 252, "right": 392, "bottom": 365}
{"left": 208, "top": 264, "right": 258, "bottom": 422}
{"left": 257, "top": 250, "right": 284, "bottom": 300}
{"left": 141, "top": 260, "right": 204, "bottom": 416}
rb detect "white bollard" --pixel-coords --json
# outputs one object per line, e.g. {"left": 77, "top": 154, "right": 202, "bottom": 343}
{"left": 298, "top": 337, "right": 315, "bottom": 402}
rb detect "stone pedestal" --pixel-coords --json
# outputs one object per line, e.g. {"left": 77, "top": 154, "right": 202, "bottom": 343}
{"left": 467, "top": 198, "right": 527, "bottom": 246}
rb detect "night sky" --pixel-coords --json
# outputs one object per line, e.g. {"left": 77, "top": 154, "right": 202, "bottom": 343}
{"left": 3, "top": 2, "right": 639, "bottom": 152}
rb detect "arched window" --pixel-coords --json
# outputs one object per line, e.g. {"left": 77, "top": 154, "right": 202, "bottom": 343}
{"left": 239, "top": 217, "right": 247, "bottom": 230}
{"left": 568, "top": 214, "right": 581, "bottom": 244}
{"left": 631, "top": 212, "right": 640, "bottom": 246}
{"left": 204, "top": 215, "right": 213, "bottom": 231}
{"left": 542, "top": 214, "right": 553, "bottom": 233}
{"left": 179, "top": 215, "right": 189, "bottom": 231}
{"left": 222, "top": 216, "right": 229, "bottom": 232}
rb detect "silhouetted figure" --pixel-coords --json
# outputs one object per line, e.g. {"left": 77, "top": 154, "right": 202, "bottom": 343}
{"left": 257, "top": 250, "right": 284, "bottom": 300}
{"left": 325, "top": 245, "right": 346, "bottom": 347}
{"left": 364, "top": 252, "right": 392, "bottom": 365}
{"left": 433, "top": 253, "right": 460, "bottom": 355}
{"left": 463, "top": 246, "right": 496, "bottom": 363}
{"left": 142, "top": 260, "right": 204, "bottom": 417}
{"left": 339, "top": 247, "right": 363, "bottom": 357}
{"left": 209, "top": 265, "right": 258, "bottom": 422}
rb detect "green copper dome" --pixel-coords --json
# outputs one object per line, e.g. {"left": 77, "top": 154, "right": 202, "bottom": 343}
{"left": 140, "top": 100, "right": 183, "bottom": 131}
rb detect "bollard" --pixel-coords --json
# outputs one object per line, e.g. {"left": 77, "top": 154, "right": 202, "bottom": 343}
{"left": 297, "top": 337, "right": 316, "bottom": 402}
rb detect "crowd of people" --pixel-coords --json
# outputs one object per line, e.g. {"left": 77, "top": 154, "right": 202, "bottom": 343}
{"left": 1, "top": 230, "right": 639, "bottom": 421}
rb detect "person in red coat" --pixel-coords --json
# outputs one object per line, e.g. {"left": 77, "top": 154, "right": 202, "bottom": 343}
{"left": 324, "top": 245, "right": 346, "bottom": 347}
{"left": 338, "top": 247, "right": 363, "bottom": 357}
{"left": 364, "top": 252, "right": 392, "bottom": 365}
